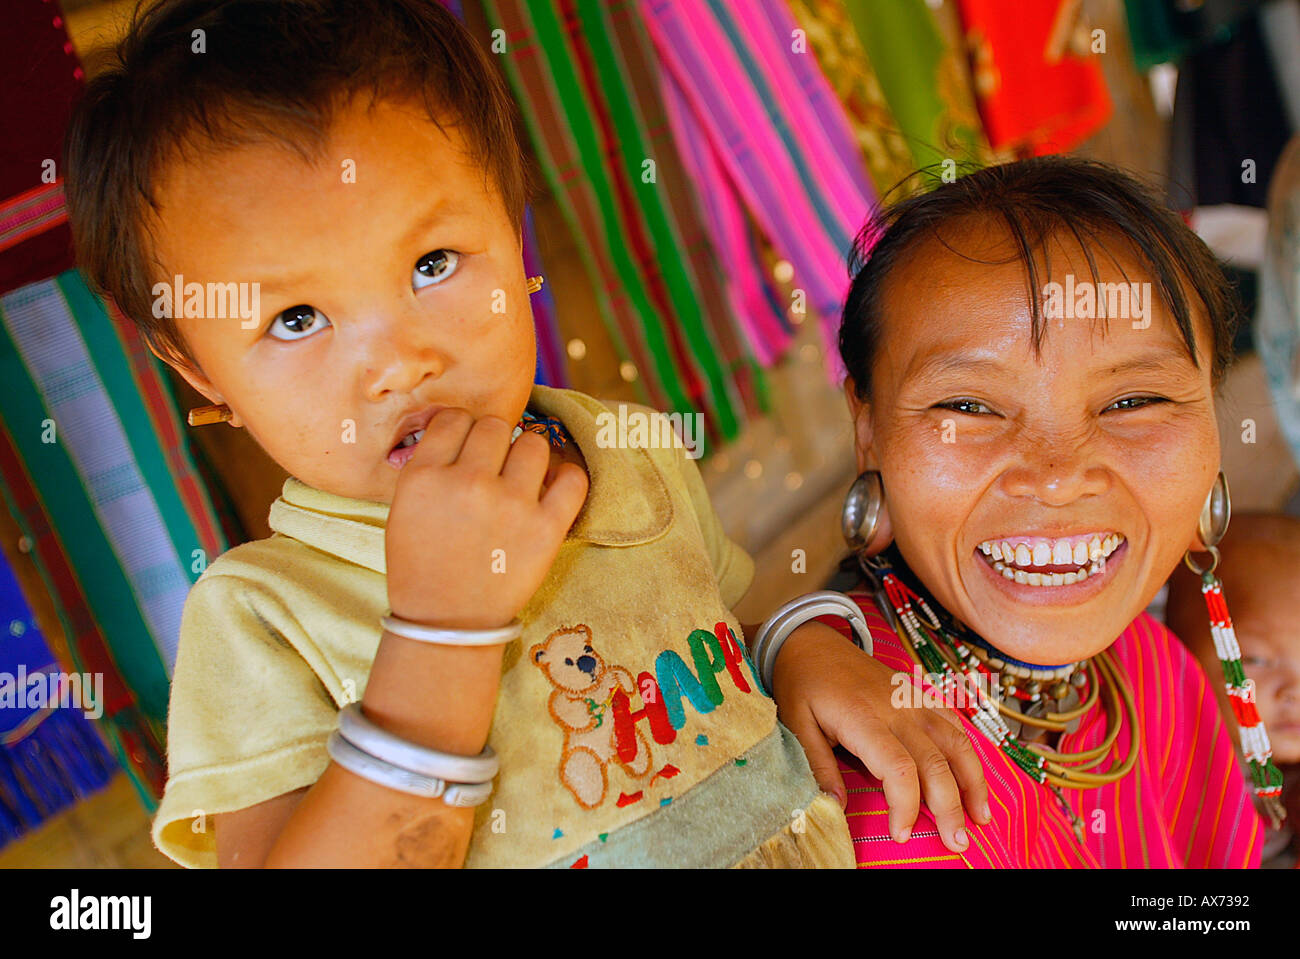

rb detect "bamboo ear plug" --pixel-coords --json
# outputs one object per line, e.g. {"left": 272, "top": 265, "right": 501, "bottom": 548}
{"left": 187, "top": 404, "right": 233, "bottom": 426}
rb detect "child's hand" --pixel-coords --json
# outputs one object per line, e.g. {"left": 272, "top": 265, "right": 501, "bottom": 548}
{"left": 386, "top": 408, "right": 588, "bottom": 629}
{"left": 771, "top": 621, "right": 991, "bottom": 853}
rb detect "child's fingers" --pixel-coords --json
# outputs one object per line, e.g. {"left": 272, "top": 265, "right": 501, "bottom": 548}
{"left": 500, "top": 429, "right": 551, "bottom": 493}
{"left": 925, "top": 710, "right": 991, "bottom": 824}
{"left": 454, "top": 414, "right": 514, "bottom": 475}
{"left": 780, "top": 706, "right": 847, "bottom": 808}
{"left": 538, "top": 462, "right": 589, "bottom": 527}
{"left": 894, "top": 726, "right": 969, "bottom": 855}
{"left": 407, "top": 407, "right": 473, "bottom": 468}
{"left": 834, "top": 719, "right": 921, "bottom": 842}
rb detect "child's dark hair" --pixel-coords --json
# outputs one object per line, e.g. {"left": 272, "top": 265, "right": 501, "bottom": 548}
{"left": 839, "top": 156, "right": 1240, "bottom": 399}
{"left": 64, "top": 0, "right": 530, "bottom": 365}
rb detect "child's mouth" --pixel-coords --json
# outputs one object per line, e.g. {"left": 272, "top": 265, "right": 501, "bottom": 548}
{"left": 387, "top": 429, "right": 426, "bottom": 469}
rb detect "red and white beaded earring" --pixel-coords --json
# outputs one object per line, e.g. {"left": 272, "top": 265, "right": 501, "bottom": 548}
{"left": 1186, "top": 472, "right": 1287, "bottom": 826}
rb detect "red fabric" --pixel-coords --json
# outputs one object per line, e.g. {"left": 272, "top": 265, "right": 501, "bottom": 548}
{"left": 956, "top": 0, "right": 1112, "bottom": 155}
{"left": 0, "top": 1, "right": 83, "bottom": 295}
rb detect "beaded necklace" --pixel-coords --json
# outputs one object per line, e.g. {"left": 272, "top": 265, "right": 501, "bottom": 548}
{"left": 859, "top": 554, "right": 1140, "bottom": 840}
{"left": 511, "top": 410, "right": 570, "bottom": 449}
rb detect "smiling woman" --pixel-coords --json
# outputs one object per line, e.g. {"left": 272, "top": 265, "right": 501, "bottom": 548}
{"left": 825, "top": 156, "right": 1271, "bottom": 868}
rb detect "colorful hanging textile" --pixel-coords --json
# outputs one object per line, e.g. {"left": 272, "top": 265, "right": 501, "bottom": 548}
{"left": 642, "top": 0, "right": 877, "bottom": 381}
{"left": 0, "top": 1, "right": 83, "bottom": 295}
{"left": 0, "top": 272, "right": 236, "bottom": 805}
{"left": 601, "top": 2, "right": 766, "bottom": 414}
{"left": 0, "top": 548, "right": 117, "bottom": 849}
{"left": 436, "top": 1, "right": 567, "bottom": 389}
{"left": 954, "top": 0, "right": 1113, "bottom": 156}
{"left": 840, "top": 0, "right": 992, "bottom": 173}
{"left": 476, "top": 0, "right": 756, "bottom": 445}
{"left": 659, "top": 74, "right": 794, "bottom": 369}
{"left": 0, "top": 1, "right": 211, "bottom": 806}
{"left": 787, "top": 0, "right": 919, "bottom": 197}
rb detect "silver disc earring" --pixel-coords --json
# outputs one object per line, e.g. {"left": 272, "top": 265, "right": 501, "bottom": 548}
{"left": 1185, "top": 471, "right": 1231, "bottom": 575}
{"left": 842, "top": 470, "right": 884, "bottom": 553}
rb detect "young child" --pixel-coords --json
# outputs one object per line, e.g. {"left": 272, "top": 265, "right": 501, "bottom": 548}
{"left": 1167, "top": 512, "right": 1300, "bottom": 868}
{"left": 63, "top": 0, "right": 985, "bottom": 867}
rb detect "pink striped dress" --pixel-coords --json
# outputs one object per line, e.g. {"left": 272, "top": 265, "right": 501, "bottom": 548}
{"left": 821, "top": 590, "right": 1264, "bottom": 868}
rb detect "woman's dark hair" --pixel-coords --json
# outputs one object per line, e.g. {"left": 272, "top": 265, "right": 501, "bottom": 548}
{"left": 63, "top": 0, "right": 531, "bottom": 366}
{"left": 838, "top": 157, "right": 1240, "bottom": 400}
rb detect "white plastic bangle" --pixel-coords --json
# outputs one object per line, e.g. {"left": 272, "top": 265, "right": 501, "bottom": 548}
{"left": 326, "top": 731, "right": 494, "bottom": 807}
{"left": 380, "top": 613, "right": 523, "bottom": 647}
{"left": 336, "top": 702, "right": 499, "bottom": 784}
{"left": 750, "top": 590, "right": 874, "bottom": 695}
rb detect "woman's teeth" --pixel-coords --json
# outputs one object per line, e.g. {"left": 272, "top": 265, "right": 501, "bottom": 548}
{"left": 976, "top": 533, "right": 1124, "bottom": 587}
{"left": 397, "top": 429, "right": 425, "bottom": 449}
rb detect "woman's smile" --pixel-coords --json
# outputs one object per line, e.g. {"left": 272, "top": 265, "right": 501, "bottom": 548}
{"left": 973, "top": 533, "right": 1128, "bottom": 605}
{"left": 845, "top": 222, "right": 1220, "bottom": 664}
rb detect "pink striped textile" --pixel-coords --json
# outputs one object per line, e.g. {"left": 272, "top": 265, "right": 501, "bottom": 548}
{"left": 641, "top": 0, "right": 876, "bottom": 379}
{"left": 821, "top": 590, "right": 1264, "bottom": 868}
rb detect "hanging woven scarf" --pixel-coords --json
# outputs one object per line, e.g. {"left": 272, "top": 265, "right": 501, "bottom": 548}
{"left": 786, "top": 0, "right": 920, "bottom": 197}
{"left": 840, "top": 0, "right": 993, "bottom": 172}
{"left": 955, "top": 0, "right": 1113, "bottom": 156}
{"left": 476, "top": 0, "right": 750, "bottom": 445}
{"left": 0, "top": 2, "right": 228, "bottom": 806}
{"left": 641, "top": 0, "right": 878, "bottom": 381}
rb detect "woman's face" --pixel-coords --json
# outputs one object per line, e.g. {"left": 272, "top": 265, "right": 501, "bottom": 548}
{"left": 847, "top": 225, "right": 1220, "bottom": 664}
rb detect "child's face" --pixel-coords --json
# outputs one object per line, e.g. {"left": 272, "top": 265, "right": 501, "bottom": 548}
{"left": 848, "top": 224, "right": 1219, "bottom": 665}
{"left": 149, "top": 96, "right": 536, "bottom": 504}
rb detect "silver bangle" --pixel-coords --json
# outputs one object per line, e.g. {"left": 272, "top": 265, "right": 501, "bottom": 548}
{"left": 750, "top": 590, "right": 874, "bottom": 695}
{"left": 326, "top": 731, "right": 494, "bottom": 807}
{"left": 380, "top": 613, "right": 523, "bottom": 647}
{"left": 336, "top": 702, "right": 499, "bottom": 784}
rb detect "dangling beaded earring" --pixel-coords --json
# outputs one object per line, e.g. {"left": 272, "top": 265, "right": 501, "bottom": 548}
{"left": 1186, "top": 472, "right": 1287, "bottom": 827}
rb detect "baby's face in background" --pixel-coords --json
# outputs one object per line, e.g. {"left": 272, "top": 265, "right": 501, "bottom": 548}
{"left": 148, "top": 96, "right": 537, "bottom": 504}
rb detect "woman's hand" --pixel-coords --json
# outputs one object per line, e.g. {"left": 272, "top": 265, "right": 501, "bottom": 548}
{"left": 771, "top": 620, "right": 991, "bottom": 853}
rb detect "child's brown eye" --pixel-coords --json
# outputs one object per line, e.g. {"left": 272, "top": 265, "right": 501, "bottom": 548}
{"left": 268, "top": 304, "right": 330, "bottom": 341}
{"left": 413, "top": 249, "right": 461, "bottom": 289}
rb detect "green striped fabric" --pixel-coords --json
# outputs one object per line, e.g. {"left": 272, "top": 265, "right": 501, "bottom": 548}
{"left": 480, "top": 0, "right": 761, "bottom": 448}
{"left": 0, "top": 270, "right": 230, "bottom": 805}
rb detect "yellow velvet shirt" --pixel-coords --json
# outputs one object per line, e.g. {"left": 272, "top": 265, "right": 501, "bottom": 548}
{"left": 152, "top": 385, "right": 853, "bottom": 867}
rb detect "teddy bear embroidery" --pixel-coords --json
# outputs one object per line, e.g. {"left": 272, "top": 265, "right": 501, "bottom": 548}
{"left": 531, "top": 624, "right": 653, "bottom": 809}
